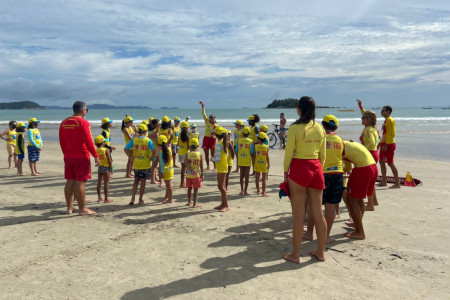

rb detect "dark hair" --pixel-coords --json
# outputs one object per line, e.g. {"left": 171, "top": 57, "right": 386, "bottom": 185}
{"left": 217, "top": 133, "right": 228, "bottom": 155}
{"left": 148, "top": 118, "right": 159, "bottom": 131}
{"left": 258, "top": 137, "right": 266, "bottom": 143}
{"left": 28, "top": 122, "right": 38, "bottom": 129}
{"left": 161, "top": 121, "right": 172, "bottom": 130}
{"left": 180, "top": 127, "right": 189, "bottom": 143}
{"left": 322, "top": 121, "right": 337, "bottom": 131}
{"left": 383, "top": 106, "right": 392, "bottom": 113}
{"left": 161, "top": 142, "right": 170, "bottom": 164}
{"left": 9, "top": 121, "right": 17, "bottom": 127}
{"left": 121, "top": 120, "right": 126, "bottom": 132}
{"left": 293, "top": 96, "right": 316, "bottom": 124}
{"left": 16, "top": 126, "right": 26, "bottom": 132}
{"left": 73, "top": 101, "right": 86, "bottom": 114}
{"left": 249, "top": 114, "right": 260, "bottom": 125}
{"left": 101, "top": 122, "right": 109, "bottom": 130}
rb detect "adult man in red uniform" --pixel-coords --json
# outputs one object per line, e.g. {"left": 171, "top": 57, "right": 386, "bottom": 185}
{"left": 59, "top": 101, "right": 99, "bottom": 215}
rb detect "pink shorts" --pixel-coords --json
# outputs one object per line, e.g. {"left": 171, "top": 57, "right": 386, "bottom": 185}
{"left": 347, "top": 164, "right": 378, "bottom": 199}
{"left": 369, "top": 150, "right": 379, "bottom": 163}
{"left": 288, "top": 159, "right": 325, "bottom": 190}
{"left": 379, "top": 143, "right": 396, "bottom": 164}
{"left": 186, "top": 177, "right": 202, "bottom": 189}
{"left": 202, "top": 136, "right": 216, "bottom": 150}
{"left": 64, "top": 157, "right": 91, "bottom": 182}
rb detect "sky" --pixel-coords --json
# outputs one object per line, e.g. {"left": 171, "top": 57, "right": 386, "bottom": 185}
{"left": 0, "top": 0, "right": 449, "bottom": 108}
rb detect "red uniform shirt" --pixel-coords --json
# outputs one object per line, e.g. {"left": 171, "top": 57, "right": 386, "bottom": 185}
{"left": 59, "top": 116, "right": 98, "bottom": 159}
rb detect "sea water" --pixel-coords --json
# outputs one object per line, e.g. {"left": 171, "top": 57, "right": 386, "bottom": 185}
{"left": 1, "top": 106, "right": 449, "bottom": 162}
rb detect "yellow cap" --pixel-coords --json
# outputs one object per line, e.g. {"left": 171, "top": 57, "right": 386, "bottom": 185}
{"left": 257, "top": 132, "right": 268, "bottom": 141}
{"left": 137, "top": 124, "right": 148, "bottom": 132}
{"left": 227, "top": 130, "right": 231, "bottom": 134}
{"left": 233, "top": 120, "right": 243, "bottom": 126}
{"left": 148, "top": 117, "right": 154, "bottom": 122}
{"left": 323, "top": 115, "right": 339, "bottom": 126}
{"left": 180, "top": 121, "right": 189, "bottom": 128}
{"left": 189, "top": 138, "right": 199, "bottom": 147}
{"left": 174, "top": 117, "right": 180, "bottom": 121}
{"left": 95, "top": 135, "right": 105, "bottom": 144}
{"left": 247, "top": 115, "right": 255, "bottom": 121}
{"left": 141, "top": 120, "right": 149, "bottom": 125}
{"left": 161, "top": 116, "right": 170, "bottom": 123}
{"left": 242, "top": 127, "right": 250, "bottom": 135}
{"left": 17, "top": 122, "right": 27, "bottom": 128}
{"left": 190, "top": 123, "right": 197, "bottom": 128}
{"left": 213, "top": 126, "right": 226, "bottom": 136}
{"left": 124, "top": 116, "right": 134, "bottom": 123}
{"left": 28, "top": 117, "right": 40, "bottom": 123}
{"left": 260, "top": 125, "right": 268, "bottom": 132}
{"left": 102, "top": 117, "right": 113, "bottom": 125}
{"left": 158, "top": 135, "right": 168, "bottom": 145}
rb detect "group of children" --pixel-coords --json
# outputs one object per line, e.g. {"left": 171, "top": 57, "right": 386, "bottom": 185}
{"left": 91, "top": 111, "right": 272, "bottom": 212}
{"left": 1, "top": 118, "right": 43, "bottom": 176}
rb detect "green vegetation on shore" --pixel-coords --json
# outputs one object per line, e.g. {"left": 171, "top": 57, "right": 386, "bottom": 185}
{"left": 266, "top": 98, "right": 332, "bottom": 109}
{"left": 0, "top": 101, "right": 45, "bottom": 110}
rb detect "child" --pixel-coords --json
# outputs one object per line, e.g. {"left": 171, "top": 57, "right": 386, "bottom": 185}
{"left": 15, "top": 122, "right": 27, "bottom": 176}
{"left": 101, "top": 118, "right": 116, "bottom": 175}
{"left": 211, "top": 126, "right": 234, "bottom": 212}
{"left": 124, "top": 124, "right": 155, "bottom": 205}
{"left": 171, "top": 117, "right": 181, "bottom": 168}
{"left": 122, "top": 115, "right": 136, "bottom": 178}
{"left": 236, "top": 127, "right": 254, "bottom": 195}
{"left": 178, "top": 121, "right": 190, "bottom": 188}
{"left": 190, "top": 124, "right": 199, "bottom": 139}
{"left": 186, "top": 138, "right": 204, "bottom": 207}
{"left": 95, "top": 135, "right": 113, "bottom": 203}
{"left": 253, "top": 132, "right": 270, "bottom": 196}
{"left": 1, "top": 121, "right": 18, "bottom": 169}
{"left": 225, "top": 130, "right": 235, "bottom": 192}
{"left": 27, "top": 118, "right": 43, "bottom": 176}
{"left": 232, "top": 120, "right": 244, "bottom": 173}
{"left": 158, "top": 135, "right": 174, "bottom": 204}
{"left": 148, "top": 118, "right": 161, "bottom": 184}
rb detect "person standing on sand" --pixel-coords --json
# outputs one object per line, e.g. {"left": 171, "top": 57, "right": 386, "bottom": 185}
{"left": 199, "top": 101, "right": 217, "bottom": 170}
{"left": 279, "top": 112, "right": 287, "bottom": 149}
{"left": 59, "top": 101, "right": 99, "bottom": 215}
{"left": 379, "top": 106, "right": 400, "bottom": 188}
{"left": 1, "top": 121, "right": 18, "bottom": 169}
{"left": 282, "top": 96, "right": 327, "bottom": 264}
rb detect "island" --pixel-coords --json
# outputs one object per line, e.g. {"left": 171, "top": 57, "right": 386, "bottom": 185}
{"left": 160, "top": 107, "right": 179, "bottom": 109}
{"left": 265, "top": 98, "right": 334, "bottom": 109}
{"left": 0, "top": 101, "right": 46, "bottom": 110}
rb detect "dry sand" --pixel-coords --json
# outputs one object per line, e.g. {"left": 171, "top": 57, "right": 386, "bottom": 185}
{"left": 0, "top": 143, "right": 449, "bottom": 299}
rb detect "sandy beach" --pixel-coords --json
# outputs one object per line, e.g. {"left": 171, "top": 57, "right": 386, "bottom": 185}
{"left": 1, "top": 142, "right": 449, "bottom": 299}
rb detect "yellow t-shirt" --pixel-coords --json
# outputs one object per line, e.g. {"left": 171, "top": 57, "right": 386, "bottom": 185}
{"left": 249, "top": 125, "right": 258, "bottom": 143}
{"left": 7, "top": 129, "right": 17, "bottom": 145}
{"left": 284, "top": 121, "right": 326, "bottom": 172}
{"left": 323, "top": 133, "right": 343, "bottom": 174}
{"left": 213, "top": 140, "right": 228, "bottom": 173}
{"left": 343, "top": 141, "right": 375, "bottom": 168}
{"left": 186, "top": 151, "right": 201, "bottom": 179}
{"left": 190, "top": 132, "right": 199, "bottom": 140}
{"left": 158, "top": 128, "right": 171, "bottom": 142}
{"left": 171, "top": 126, "right": 180, "bottom": 144}
{"left": 237, "top": 137, "right": 253, "bottom": 167}
{"left": 160, "top": 147, "right": 174, "bottom": 180}
{"left": 202, "top": 108, "right": 216, "bottom": 137}
{"left": 16, "top": 132, "right": 25, "bottom": 154}
{"left": 123, "top": 127, "right": 135, "bottom": 144}
{"left": 178, "top": 138, "right": 189, "bottom": 155}
{"left": 254, "top": 144, "right": 269, "bottom": 173}
{"left": 227, "top": 143, "right": 233, "bottom": 167}
{"left": 381, "top": 116, "right": 396, "bottom": 144}
{"left": 96, "top": 147, "right": 110, "bottom": 167}
{"left": 29, "top": 128, "right": 42, "bottom": 147}
{"left": 102, "top": 129, "right": 111, "bottom": 147}
{"left": 132, "top": 137, "right": 151, "bottom": 169}
{"left": 234, "top": 129, "right": 243, "bottom": 146}
{"left": 362, "top": 127, "right": 379, "bottom": 151}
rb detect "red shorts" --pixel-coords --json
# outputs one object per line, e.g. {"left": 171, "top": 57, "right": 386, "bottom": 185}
{"left": 186, "top": 177, "right": 202, "bottom": 189}
{"left": 369, "top": 150, "right": 379, "bottom": 163}
{"left": 288, "top": 159, "right": 325, "bottom": 190}
{"left": 379, "top": 143, "right": 396, "bottom": 164}
{"left": 202, "top": 136, "right": 216, "bottom": 150}
{"left": 347, "top": 164, "right": 378, "bottom": 199}
{"left": 64, "top": 157, "right": 91, "bottom": 182}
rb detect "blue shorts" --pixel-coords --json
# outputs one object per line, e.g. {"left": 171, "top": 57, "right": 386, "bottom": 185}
{"left": 18, "top": 154, "right": 25, "bottom": 159}
{"left": 322, "top": 173, "right": 343, "bottom": 204}
{"left": 27, "top": 145, "right": 40, "bottom": 162}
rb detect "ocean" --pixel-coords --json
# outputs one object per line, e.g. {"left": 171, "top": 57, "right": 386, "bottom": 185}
{"left": 1, "top": 106, "right": 449, "bottom": 162}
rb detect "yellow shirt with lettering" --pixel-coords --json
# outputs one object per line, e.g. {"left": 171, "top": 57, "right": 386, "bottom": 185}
{"left": 323, "top": 133, "right": 343, "bottom": 174}
{"left": 343, "top": 141, "right": 375, "bottom": 168}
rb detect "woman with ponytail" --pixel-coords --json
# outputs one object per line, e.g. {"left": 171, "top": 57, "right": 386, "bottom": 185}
{"left": 158, "top": 135, "right": 174, "bottom": 204}
{"left": 178, "top": 121, "right": 190, "bottom": 188}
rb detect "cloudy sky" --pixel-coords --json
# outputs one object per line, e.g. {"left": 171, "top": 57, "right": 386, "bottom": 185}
{"left": 0, "top": 0, "right": 449, "bottom": 108}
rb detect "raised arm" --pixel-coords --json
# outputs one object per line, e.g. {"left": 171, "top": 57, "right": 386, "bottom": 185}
{"left": 356, "top": 99, "right": 366, "bottom": 115}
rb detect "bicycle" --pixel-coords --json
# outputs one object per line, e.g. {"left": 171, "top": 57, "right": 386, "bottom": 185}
{"left": 267, "top": 124, "right": 287, "bottom": 149}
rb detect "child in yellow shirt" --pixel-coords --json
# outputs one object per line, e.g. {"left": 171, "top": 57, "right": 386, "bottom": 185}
{"left": 253, "top": 132, "right": 270, "bottom": 196}
{"left": 95, "top": 135, "right": 113, "bottom": 203}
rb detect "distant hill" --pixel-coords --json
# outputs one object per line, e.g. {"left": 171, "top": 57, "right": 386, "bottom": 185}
{"left": 160, "top": 106, "right": 179, "bottom": 109}
{"left": 266, "top": 98, "right": 333, "bottom": 109}
{"left": 0, "top": 101, "right": 46, "bottom": 110}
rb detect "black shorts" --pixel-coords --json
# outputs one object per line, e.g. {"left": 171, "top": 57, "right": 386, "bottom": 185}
{"left": 322, "top": 173, "right": 343, "bottom": 204}
{"left": 134, "top": 168, "right": 151, "bottom": 179}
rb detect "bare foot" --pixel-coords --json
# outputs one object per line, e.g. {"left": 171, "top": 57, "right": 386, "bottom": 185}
{"left": 344, "top": 231, "right": 365, "bottom": 239}
{"left": 206, "top": 166, "right": 210, "bottom": 170}
{"left": 150, "top": 181, "right": 157, "bottom": 184}
{"left": 8, "top": 166, "right": 13, "bottom": 170}
{"left": 244, "top": 192, "right": 251, "bottom": 196}
{"left": 193, "top": 204, "right": 202, "bottom": 208}
{"left": 97, "top": 198, "right": 103, "bottom": 203}
{"left": 180, "top": 184, "right": 187, "bottom": 188}
{"left": 262, "top": 193, "right": 270, "bottom": 197}
{"left": 226, "top": 189, "right": 231, "bottom": 193}
{"left": 335, "top": 214, "right": 341, "bottom": 219}
{"left": 138, "top": 201, "right": 147, "bottom": 205}
{"left": 186, "top": 202, "right": 192, "bottom": 206}
{"left": 159, "top": 183, "right": 166, "bottom": 187}
{"left": 232, "top": 170, "right": 239, "bottom": 173}
{"left": 36, "top": 171, "right": 43, "bottom": 174}
{"left": 326, "top": 237, "right": 335, "bottom": 244}
{"left": 219, "top": 206, "right": 229, "bottom": 212}
{"left": 390, "top": 184, "right": 401, "bottom": 189}
{"left": 214, "top": 205, "right": 223, "bottom": 210}
{"left": 162, "top": 199, "right": 173, "bottom": 204}
{"left": 129, "top": 201, "right": 135, "bottom": 206}
{"left": 345, "top": 221, "right": 355, "bottom": 228}
{"left": 309, "top": 250, "right": 326, "bottom": 261}
{"left": 256, "top": 191, "right": 261, "bottom": 195}
{"left": 125, "top": 174, "right": 134, "bottom": 178}
{"left": 104, "top": 199, "right": 114, "bottom": 203}
{"left": 159, "top": 198, "right": 168, "bottom": 203}
{"left": 282, "top": 252, "right": 300, "bottom": 264}
{"left": 365, "top": 205, "right": 375, "bottom": 211}
{"left": 302, "top": 234, "right": 313, "bottom": 241}
{"left": 239, "top": 191, "right": 244, "bottom": 195}
{"left": 377, "top": 182, "right": 387, "bottom": 187}
{"left": 79, "top": 208, "right": 96, "bottom": 216}
{"left": 67, "top": 207, "right": 73, "bottom": 214}
{"left": 19, "top": 173, "right": 27, "bottom": 176}
{"left": 31, "top": 173, "right": 40, "bottom": 176}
